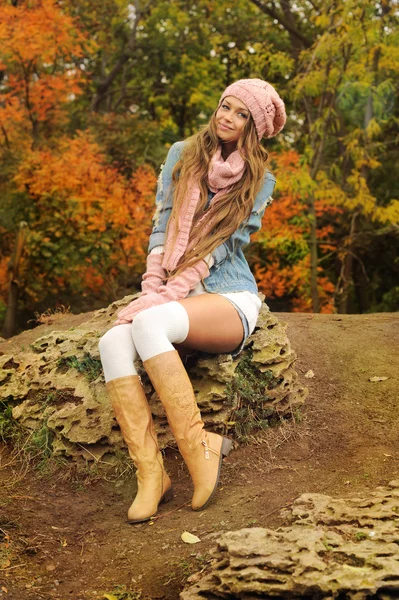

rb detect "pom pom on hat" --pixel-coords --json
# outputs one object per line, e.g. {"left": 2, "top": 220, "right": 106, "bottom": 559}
{"left": 219, "top": 78, "right": 286, "bottom": 139}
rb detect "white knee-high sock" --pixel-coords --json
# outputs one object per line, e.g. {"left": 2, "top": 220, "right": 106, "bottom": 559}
{"left": 132, "top": 301, "right": 190, "bottom": 362}
{"left": 98, "top": 324, "right": 139, "bottom": 383}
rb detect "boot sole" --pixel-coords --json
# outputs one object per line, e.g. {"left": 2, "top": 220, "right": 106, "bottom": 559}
{"left": 127, "top": 485, "right": 174, "bottom": 524}
{"left": 192, "top": 437, "right": 233, "bottom": 512}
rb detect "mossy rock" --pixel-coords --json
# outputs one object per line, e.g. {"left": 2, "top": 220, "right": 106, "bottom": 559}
{"left": 0, "top": 295, "right": 307, "bottom": 466}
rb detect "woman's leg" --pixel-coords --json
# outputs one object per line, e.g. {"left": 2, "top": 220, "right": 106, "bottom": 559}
{"left": 130, "top": 293, "right": 244, "bottom": 360}
{"left": 98, "top": 325, "right": 172, "bottom": 523}
{"left": 131, "top": 297, "right": 236, "bottom": 510}
{"left": 177, "top": 294, "right": 245, "bottom": 353}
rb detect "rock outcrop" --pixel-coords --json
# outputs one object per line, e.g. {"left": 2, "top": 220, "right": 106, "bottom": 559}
{"left": 0, "top": 295, "right": 307, "bottom": 464}
{"left": 181, "top": 480, "right": 399, "bottom": 600}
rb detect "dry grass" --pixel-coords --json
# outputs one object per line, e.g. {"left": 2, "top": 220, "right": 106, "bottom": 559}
{"left": 31, "top": 304, "right": 72, "bottom": 326}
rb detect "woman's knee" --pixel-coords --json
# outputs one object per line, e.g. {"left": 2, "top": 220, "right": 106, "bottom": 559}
{"left": 98, "top": 324, "right": 132, "bottom": 358}
{"left": 131, "top": 302, "right": 189, "bottom": 346}
{"left": 131, "top": 306, "right": 160, "bottom": 341}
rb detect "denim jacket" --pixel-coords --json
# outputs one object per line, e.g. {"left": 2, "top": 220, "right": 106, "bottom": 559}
{"left": 148, "top": 141, "right": 276, "bottom": 294}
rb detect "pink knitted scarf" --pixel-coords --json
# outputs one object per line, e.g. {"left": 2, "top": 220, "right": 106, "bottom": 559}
{"left": 162, "top": 146, "right": 246, "bottom": 271}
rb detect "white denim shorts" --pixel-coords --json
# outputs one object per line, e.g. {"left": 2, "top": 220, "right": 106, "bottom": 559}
{"left": 187, "top": 282, "right": 262, "bottom": 356}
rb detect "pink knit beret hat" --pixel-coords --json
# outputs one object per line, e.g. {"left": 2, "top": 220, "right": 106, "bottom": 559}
{"left": 219, "top": 78, "right": 286, "bottom": 139}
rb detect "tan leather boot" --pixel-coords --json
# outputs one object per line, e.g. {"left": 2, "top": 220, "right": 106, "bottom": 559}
{"left": 106, "top": 375, "right": 173, "bottom": 523}
{"left": 143, "top": 350, "right": 232, "bottom": 511}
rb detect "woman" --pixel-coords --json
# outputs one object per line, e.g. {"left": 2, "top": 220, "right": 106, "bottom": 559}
{"left": 99, "top": 78, "right": 286, "bottom": 523}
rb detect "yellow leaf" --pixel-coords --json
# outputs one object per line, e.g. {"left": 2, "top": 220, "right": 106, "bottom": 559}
{"left": 181, "top": 531, "right": 201, "bottom": 544}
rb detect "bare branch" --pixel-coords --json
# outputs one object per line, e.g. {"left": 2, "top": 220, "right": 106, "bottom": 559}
{"left": 247, "top": 0, "right": 314, "bottom": 48}
{"left": 91, "top": 0, "right": 150, "bottom": 112}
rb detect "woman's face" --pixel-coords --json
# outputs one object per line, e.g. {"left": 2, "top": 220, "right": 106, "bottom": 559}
{"left": 215, "top": 95, "right": 249, "bottom": 144}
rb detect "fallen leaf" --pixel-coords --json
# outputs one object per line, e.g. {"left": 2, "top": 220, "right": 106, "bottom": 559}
{"left": 305, "top": 370, "right": 315, "bottom": 379}
{"left": 0, "top": 559, "right": 11, "bottom": 569}
{"left": 102, "top": 595, "right": 118, "bottom": 600}
{"left": 181, "top": 531, "right": 201, "bottom": 544}
{"left": 383, "top": 453, "right": 392, "bottom": 457}
{"left": 1, "top": 586, "right": 7, "bottom": 593}
{"left": 369, "top": 376, "right": 389, "bottom": 382}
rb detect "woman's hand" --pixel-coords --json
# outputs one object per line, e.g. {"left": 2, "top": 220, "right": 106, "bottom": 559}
{"left": 113, "top": 260, "right": 210, "bottom": 326}
{"left": 158, "top": 260, "right": 209, "bottom": 300}
{"left": 113, "top": 292, "right": 169, "bottom": 325}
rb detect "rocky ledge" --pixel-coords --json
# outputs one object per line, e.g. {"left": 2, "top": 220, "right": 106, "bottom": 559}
{"left": 181, "top": 480, "right": 399, "bottom": 599}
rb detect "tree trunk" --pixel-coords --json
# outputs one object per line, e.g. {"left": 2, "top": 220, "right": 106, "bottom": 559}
{"left": 337, "top": 45, "right": 380, "bottom": 314}
{"left": 308, "top": 196, "right": 320, "bottom": 312}
{"left": 353, "top": 256, "right": 371, "bottom": 313}
{"left": 2, "top": 222, "right": 29, "bottom": 339}
{"left": 337, "top": 212, "right": 358, "bottom": 314}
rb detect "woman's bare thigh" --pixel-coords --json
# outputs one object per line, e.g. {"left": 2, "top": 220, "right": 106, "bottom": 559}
{"left": 176, "top": 293, "right": 244, "bottom": 354}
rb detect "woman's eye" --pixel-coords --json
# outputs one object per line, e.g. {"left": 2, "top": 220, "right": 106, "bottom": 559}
{"left": 238, "top": 112, "right": 248, "bottom": 119}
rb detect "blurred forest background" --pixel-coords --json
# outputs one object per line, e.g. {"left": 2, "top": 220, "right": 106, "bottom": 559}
{"left": 0, "top": 0, "right": 398, "bottom": 337}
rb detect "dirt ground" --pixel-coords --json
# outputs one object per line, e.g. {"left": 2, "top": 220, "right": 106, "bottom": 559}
{"left": 0, "top": 312, "right": 398, "bottom": 600}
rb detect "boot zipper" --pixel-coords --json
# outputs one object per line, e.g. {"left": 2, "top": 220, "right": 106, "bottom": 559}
{"left": 201, "top": 439, "right": 221, "bottom": 459}
{"left": 202, "top": 440, "right": 210, "bottom": 459}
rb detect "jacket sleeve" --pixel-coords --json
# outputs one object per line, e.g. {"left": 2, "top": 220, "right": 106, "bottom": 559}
{"left": 148, "top": 142, "right": 184, "bottom": 253}
{"left": 212, "top": 171, "right": 276, "bottom": 266}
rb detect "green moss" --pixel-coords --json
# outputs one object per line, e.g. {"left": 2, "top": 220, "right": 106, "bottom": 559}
{"left": 0, "top": 399, "right": 21, "bottom": 443}
{"left": 29, "top": 342, "right": 41, "bottom": 354}
{"left": 0, "top": 400, "right": 57, "bottom": 472}
{"left": 57, "top": 352, "right": 102, "bottom": 382}
{"left": 103, "top": 584, "right": 141, "bottom": 600}
{"left": 226, "top": 351, "right": 282, "bottom": 442}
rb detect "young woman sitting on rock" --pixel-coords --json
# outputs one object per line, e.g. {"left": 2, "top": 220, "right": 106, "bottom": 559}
{"left": 98, "top": 78, "right": 286, "bottom": 523}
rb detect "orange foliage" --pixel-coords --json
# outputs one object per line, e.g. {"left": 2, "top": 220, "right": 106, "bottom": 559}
{"left": 272, "top": 150, "right": 303, "bottom": 173}
{"left": 0, "top": 0, "right": 154, "bottom": 311}
{"left": 0, "top": 0, "right": 94, "bottom": 143}
{"left": 11, "top": 132, "right": 157, "bottom": 302}
{"left": 79, "top": 266, "right": 106, "bottom": 296}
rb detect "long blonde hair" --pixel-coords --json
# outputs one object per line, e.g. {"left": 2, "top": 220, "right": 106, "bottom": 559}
{"left": 165, "top": 111, "right": 269, "bottom": 277}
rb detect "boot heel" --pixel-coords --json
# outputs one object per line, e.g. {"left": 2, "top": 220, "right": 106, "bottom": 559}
{"left": 160, "top": 485, "right": 174, "bottom": 505}
{"left": 221, "top": 437, "right": 233, "bottom": 458}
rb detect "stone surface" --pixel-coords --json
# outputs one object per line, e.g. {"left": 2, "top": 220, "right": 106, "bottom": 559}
{"left": 0, "top": 295, "right": 307, "bottom": 464}
{"left": 181, "top": 480, "right": 399, "bottom": 599}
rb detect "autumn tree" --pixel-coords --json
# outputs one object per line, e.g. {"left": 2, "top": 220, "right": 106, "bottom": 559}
{"left": 12, "top": 133, "right": 156, "bottom": 309}
{"left": 248, "top": 0, "right": 399, "bottom": 312}
{"left": 251, "top": 150, "right": 338, "bottom": 312}
{"left": 0, "top": 0, "right": 156, "bottom": 335}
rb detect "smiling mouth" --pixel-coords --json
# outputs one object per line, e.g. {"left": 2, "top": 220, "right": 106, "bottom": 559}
{"left": 218, "top": 123, "right": 232, "bottom": 131}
